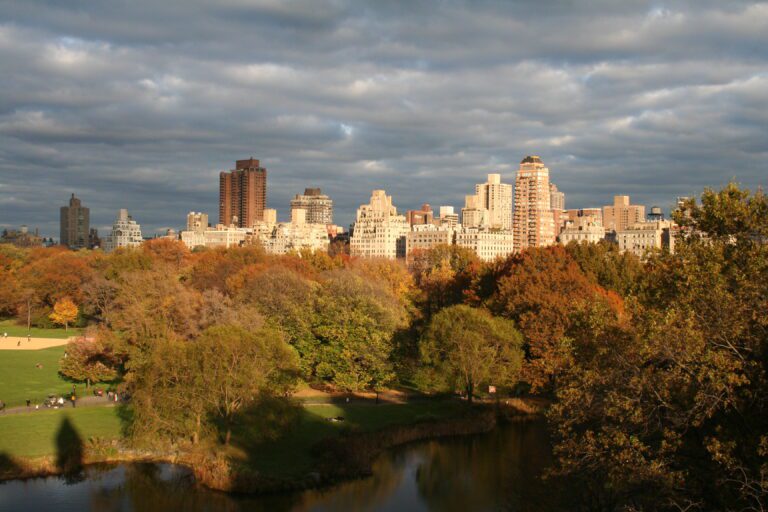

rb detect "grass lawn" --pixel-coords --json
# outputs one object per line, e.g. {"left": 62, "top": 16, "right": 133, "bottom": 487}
{"left": 0, "top": 319, "right": 81, "bottom": 339}
{"left": 0, "top": 407, "right": 123, "bottom": 459}
{"left": 238, "top": 401, "right": 465, "bottom": 477}
{"left": 0, "top": 346, "right": 75, "bottom": 407}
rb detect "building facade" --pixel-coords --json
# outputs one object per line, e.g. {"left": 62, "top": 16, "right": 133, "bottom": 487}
{"left": 513, "top": 155, "right": 556, "bottom": 252}
{"left": 103, "top": 209, "right": 143, "bottom": 252}
{"left": 603, "top": 195, "right": 645, "bottom": 232}
{"left": 290, "top": 188, "right": 333, "bottom": 225}
{"left": 219, "top": 158, "right": 267, "bottom": 227}
{"left": 350, "top": 190, "right": 410, "bottom": 259}
{"left": 455, "top": 228, "right": 515, "bottom": 261}
{"left": 405, "top": 225, "right": 454, "bottom": 261}
{"left": 475, "top": 173, "right": 513, "bottom": 230}
{"left": 616, "top": 220, "right": 675, "bottom": 259}
{"left": 558, "top": 219, "right": 605, "bottom": 245}
{"left": 1, "top": 226, "right": 43, "bottom": 248}
{"left": 181, "top": 224, "right": 248, "bottom": 249}
{"left": 60, "top": 193, "right": 90, "bottom": 250}
{"left": 406, "top": 203, "right": 434, "bottom": 227}
{"left": 461, "top": 194, "right": 488, "bottom": 229}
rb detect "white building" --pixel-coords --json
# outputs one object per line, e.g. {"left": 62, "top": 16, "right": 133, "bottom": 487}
{"left": 461, "top": 194, "right": 488, "bottom": 229}
{"left": 180, "top": 224, "right": 248, "bottom": 249}
{"left": 616, "top": 220, "right": 675, "bottom": 259}
{"left": 476, "top": 173, "right": 513, "bottom": 230}
{"left": 251, "top": 208, "right": 330, "bottom": 255}
{"left": 350, "top": 190, "right": 410, "bottom": 259}
{"left": 437, "top": 206, "right": 460, "bottom": 229}
{"left": 558, "top": 219, "right": 605, "bottom": 245}
{"left": 455, "top": 228, "right": 515, "bottom": 261}
{"left": 103, "top": 209, "right": 143, "bottom": 252}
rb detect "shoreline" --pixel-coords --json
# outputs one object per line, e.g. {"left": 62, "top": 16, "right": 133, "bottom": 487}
{"left": 0, "top": 399, "right": 545, "bottom": 494}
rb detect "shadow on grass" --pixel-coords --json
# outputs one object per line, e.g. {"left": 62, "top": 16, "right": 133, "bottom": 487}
{"left": 55, "top": 416, "right": 85, "bottom": 483}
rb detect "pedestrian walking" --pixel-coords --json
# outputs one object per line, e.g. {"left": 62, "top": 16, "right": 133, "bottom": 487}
{"left": 2, "top": 332, "right": 7, "bottom": 341}
{"left": 27, "top": 334, "right": 31, "bottom": 343}
{"left": 71, "top": 394, "right": 76, "bottom": 408}
{"left": 26, "top": 399, "right": 31, "bottom": 408}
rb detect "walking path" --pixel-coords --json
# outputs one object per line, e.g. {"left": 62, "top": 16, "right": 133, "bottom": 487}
{"left": 0, "top": 395, "right": 119, "bottom": 416}
{"left": 0, "top": 336, "right": 73, "bottom": 350}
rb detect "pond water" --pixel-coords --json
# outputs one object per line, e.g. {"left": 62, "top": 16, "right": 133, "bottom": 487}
{"left": 0, "top": 420, "right": 562, "bottom": 512}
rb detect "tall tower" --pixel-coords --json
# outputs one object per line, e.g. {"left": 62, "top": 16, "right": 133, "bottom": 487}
{"left": 60, "top": 193, "right": 90, "bottom": 249}
{"left": 514, "top": 155, "right": 556, "bottom": 252}
{"left": 219, "top": 158, "right": 267, "bottom": 227}
{"left": 290, "top": 188, "right": 334, "bottom": 225}
{"left": 475, "top": 173, "right": 513, "bottom": 230}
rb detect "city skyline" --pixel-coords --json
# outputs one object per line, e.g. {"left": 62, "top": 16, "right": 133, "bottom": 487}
{"left": 1, "top": 1, "right": 767, "bottom": 237}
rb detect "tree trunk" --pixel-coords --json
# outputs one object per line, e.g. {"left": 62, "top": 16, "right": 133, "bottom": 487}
{"left": 193, "top": 414, "right": 201, "bottom": 445}
{"left": 86, "top": 377, "right": 90, "bottom": 388}
{"left": 466, "top": 381, "right": 474, "bottom": 404}
{"left": 225, "top": 427, "right": 232, "bottom": 445}
{"left": 375, "top": 390, "right": 380, "bottom": 405}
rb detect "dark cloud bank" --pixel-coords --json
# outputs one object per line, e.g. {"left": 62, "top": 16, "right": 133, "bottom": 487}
{"left": 0, "top": 0, "right": 766, "bottom": 237}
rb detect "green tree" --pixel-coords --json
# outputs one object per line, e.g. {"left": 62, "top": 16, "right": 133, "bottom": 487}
{"left": 420, "top": 305, "right": 523, "bottom": 403}
{"left": 312, "top": 270, "right": 406, "bottom": 393}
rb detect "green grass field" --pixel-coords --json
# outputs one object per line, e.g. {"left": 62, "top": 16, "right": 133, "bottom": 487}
{"left": 0, "top": 346, "right": 75, "bottom": 407}
{"left": 0, "top": 319, "right": 80, "bottom": 339}
{"left": 0, "top": 407, "right": 123, "bottom": 459}
{"left": 240, "top": 401, "right": 465, "bottom": 477}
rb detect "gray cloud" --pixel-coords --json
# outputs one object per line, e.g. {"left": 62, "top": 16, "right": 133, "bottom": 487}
{"left": 0, "top": 0, "right": 766, "bottom": 237}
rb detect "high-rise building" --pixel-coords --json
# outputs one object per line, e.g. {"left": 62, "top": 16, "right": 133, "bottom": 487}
{"left": 103, "top": 209, "right": 143, "bottom": 252}
{"left": 219, "top": 158, "right": 267, "bottom": 227}
{"left": 437, "top": 206, "right": 459, "bottom": 229}
{"left": 406, "top": 204, "right": 434, "bottom": 227}
{"left": 60, "top": 193, "right": 90, "bottom": 250}
{"left": 475, "top": 173, "right": 513, "bottom": 230}
{"left": 550, "top": 183, "right": 565, "bottom": 211}
{"left": 350, "top": 190, "right": 410, "bottom": 259}
{"left": 603, "top": 195, "right": 645, "bottom": 232}
{"left": 461, "top": 194, "right": 488, "bottom": 228}
{"left": 186, "top": 212, "right": 209, "bottom": 233}
{"left": 290, "top": 188, "right": 333, "bottom": 225}
{"left": 513, "top": 155, "right": 556, "bottom": 251}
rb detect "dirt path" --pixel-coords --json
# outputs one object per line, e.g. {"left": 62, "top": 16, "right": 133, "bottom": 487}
{"left": 0, "top": 336, "right": 73, "bottom": 350}
{"left": 0, "top": 395, "right": 119, "bottom": 415}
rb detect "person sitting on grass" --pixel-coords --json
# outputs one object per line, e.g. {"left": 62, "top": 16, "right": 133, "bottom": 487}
{"left": 0, "top": 400, "right": 5, "bottom": 412}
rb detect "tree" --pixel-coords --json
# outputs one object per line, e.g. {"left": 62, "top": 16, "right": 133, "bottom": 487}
{"left": 50, "top": 297, "right": 78, "bottom": 331}
{"left": 59, "top": 333, "right": 120, "bottom": 387}
{"left": 312, "top": 270, "right": 406, "bottom": 392}
{"left": 420, "top": 305, "right": 523, "bottom": 403}
{"left": 549, "top": 184, "right": 768, "bottom": 510}
{"left": 490, "top": 245, "right": 622, "bottom": 391}
{"left": 130, "top": 325, "right": 299, "bottom": 446}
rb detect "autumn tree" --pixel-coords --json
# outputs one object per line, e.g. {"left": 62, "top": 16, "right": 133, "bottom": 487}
{"left": 59, "top": 333, "right": 120, "bottom": 387}
{"left": 490, "top": 245, "right": 622, "bottom": 390}
{"left": 49, "top": 297, "right": 79, "bottom": 330}
{"left": 420, "top": 305, "right": 523, "bottom": 402}
{"left": 549, "top": 183, "right": 768, "bottom": 510}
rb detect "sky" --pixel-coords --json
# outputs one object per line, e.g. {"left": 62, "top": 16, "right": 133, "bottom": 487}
{"left": 0, "top": 0, "right": 767, "bottom": 238}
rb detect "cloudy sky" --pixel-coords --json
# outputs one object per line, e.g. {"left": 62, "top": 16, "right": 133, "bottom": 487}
{"left": 1, "top": 0, "right": 766, "bottom": 238}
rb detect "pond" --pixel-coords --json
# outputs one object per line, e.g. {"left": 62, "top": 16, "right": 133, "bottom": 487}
{"left": 0, "top": 420, "right": 562, "bottom": 512}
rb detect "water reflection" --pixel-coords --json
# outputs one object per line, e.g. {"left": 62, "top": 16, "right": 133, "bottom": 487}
{"left": 0, "top": 421, "right": 559, "bottom": 512}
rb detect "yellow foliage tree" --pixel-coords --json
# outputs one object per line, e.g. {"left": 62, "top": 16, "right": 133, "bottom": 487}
{"left": 50, "top": 297, "right": 78, "bottom": 331}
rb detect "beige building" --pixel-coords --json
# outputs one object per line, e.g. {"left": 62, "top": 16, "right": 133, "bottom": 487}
{"left": 350, "top": 190, "right": 410, "bottom": 259}
{"left": 456, "top": 227, "right": 515, "bottom": 261}
{"left": 617, "top": 220, "right": 675, "bottom": 259}
{"left": 290, "top": 188, "right": 333, "bottom": 225}
{"left": 461, "top": 194, "right": 488, "bottom": 229}
{"left": 406, "top": 225, "right": 454, "bottom": 261}
{"left": 603, "top": 195, "right": 645, "bottom": 232}
{"left": 436, "top": 206, "right": 459, "bottom": 229}
{"left": 475, "top": 174, "right": 513, "bottom": 230}
{"left": 103, "top": 209, "right": 143, "bottom": 252}
{"left": 513, "top": 155, "right": 556, "bottom": 251}
{"left": 180, "top": 224, "right": 248, "bottom": 249}
{"left": 565, "top": 208, "right": 603, "bottom": 227}
{"left": 186, "top": 212, "right": 209, "bottom": 232}
{"left": 251, "top": 208, "right": 329, "bottom": 255}
{"left": 559, "top": 217, "right": 605, "bottom": 245}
